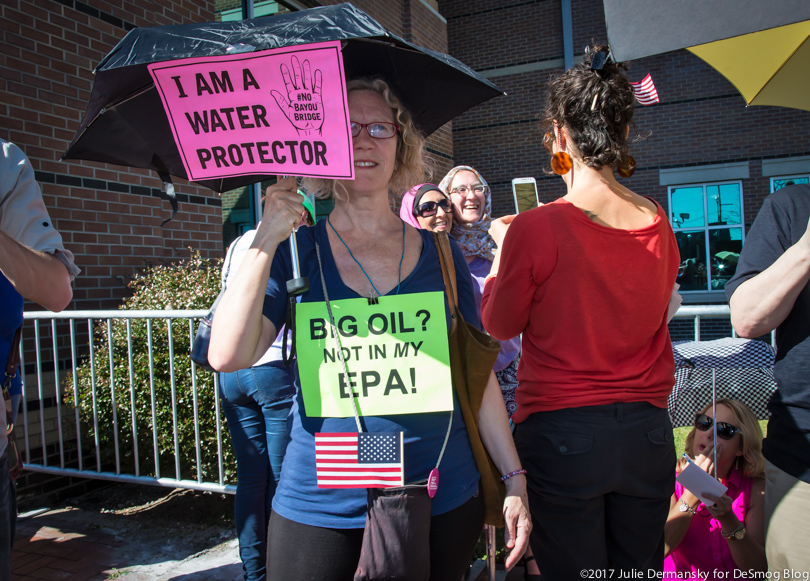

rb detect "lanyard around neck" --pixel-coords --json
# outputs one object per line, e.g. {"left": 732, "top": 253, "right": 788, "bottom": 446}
{"left": 313, "top": 239, "right": 452, "bottom": 476}
{"left": 327, "top": 217, "right": 405, "bottom": 299}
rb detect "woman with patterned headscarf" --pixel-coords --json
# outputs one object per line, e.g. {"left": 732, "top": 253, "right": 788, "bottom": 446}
{"left": 439, "top": 166, "right": 521, "bottom": 419}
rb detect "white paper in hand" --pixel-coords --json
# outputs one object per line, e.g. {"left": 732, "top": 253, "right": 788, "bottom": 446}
{"left": 677, "top": 459, "right": 728, "bottom": 506}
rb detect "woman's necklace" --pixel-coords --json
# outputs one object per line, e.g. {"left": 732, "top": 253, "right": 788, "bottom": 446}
{"left": 327, "top": 217, "right": 405, "bottom": 298}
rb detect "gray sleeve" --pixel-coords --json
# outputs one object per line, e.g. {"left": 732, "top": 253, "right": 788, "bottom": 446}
{"left": 0, "top": 139, "right": 80, "bottom": 279}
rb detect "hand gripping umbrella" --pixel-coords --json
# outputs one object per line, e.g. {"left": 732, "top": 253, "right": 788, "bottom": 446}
{"left": 669, "top": 337, "right": 776, "bottom": 477}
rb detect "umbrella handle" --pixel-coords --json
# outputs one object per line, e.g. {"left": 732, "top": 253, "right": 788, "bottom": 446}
{"left": 283, "top": 231, "right": 309, "bottom": 367}
{"left": 287, "top": 228, "right": 309, "bottom": 294}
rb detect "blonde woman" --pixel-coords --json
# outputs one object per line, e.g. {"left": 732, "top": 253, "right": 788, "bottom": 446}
{"left": 210, "top": 78, "right": 530, "bottom": 580}
{"left": 664, "top": 399, "right": 767, "bottom": 576}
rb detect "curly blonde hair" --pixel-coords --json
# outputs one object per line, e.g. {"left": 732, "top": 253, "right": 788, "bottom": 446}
{"left": 681, "top": 398, "right": 765, "bottom": 479}
{"left": 301, "top": 78, "right": 429, "bottom": 203}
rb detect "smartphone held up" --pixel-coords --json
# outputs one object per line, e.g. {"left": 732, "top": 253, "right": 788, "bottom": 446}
{"left": 512, "top": 177, "right": 539, "bottom": 214}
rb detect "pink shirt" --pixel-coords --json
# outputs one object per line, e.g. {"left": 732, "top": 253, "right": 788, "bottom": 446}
{"left": 665, "top": 467, "right": 754, "bottom": 579}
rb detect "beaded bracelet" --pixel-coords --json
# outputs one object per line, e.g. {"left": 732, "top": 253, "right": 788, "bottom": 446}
{"left": 500, "top": 469, "right": 527, "bottom": 482}
{"left": 679, "top": 499, "right": 697, "bottom": 515}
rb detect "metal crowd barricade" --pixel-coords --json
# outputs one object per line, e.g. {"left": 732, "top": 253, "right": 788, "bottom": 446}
{"left": 17, "top": 305, "right": 746, "bottom": 567}
{"left": 18, "top": 309, "right": 235, "bottom": 494}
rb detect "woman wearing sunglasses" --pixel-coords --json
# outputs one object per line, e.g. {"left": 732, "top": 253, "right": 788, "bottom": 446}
{"left": 209, "top": 78, "right": 529, "bottom": 580}
{"left": 665, "top": 399, "right": 767, "bottom": 576}
{"left": 399, "top": 182, "right": 454, "bottom": 232}
{"left": 480, "top": 46, "right": 679, "bottom": 579}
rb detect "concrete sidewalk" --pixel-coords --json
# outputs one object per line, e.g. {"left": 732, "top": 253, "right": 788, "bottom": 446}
{"left": 10, "top": 484, "right": 521, "bottom": 580}
{"left": 12, "top": 486, "right": 244, "bottom": 580}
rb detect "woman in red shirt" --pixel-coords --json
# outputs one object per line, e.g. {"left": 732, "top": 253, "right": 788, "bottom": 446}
{"left": 481, "top": 46, "right": 679, "bottom": 580}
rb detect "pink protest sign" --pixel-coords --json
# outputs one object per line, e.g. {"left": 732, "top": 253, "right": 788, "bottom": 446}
{"left": 148, "top": 41, "right": 353, "bottom": 185}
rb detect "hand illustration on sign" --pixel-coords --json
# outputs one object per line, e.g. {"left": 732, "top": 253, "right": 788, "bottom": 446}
{"left": 271, "top": 55, "right": 324, "bottom": 136}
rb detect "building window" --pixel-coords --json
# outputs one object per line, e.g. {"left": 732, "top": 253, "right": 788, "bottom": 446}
{"left": 771, "top": 175, "right": 810, "bottom": 193}
{"left": 217, "top": 1, "right": 296, "bottom": 22}
{"left": 669, "top": 181, "right": 744, "bottom": 293}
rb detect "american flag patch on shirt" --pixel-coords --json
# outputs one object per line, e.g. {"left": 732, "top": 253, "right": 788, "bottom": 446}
{"left": 315, "top": 432, "right": 404, "bottom": 488}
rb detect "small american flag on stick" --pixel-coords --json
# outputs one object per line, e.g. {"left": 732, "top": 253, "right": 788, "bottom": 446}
{"left": 315, "top": 432, "right": 404, "bottom": 488}
{"left": 630, "top": 73, "right": 659, "bottom": 106}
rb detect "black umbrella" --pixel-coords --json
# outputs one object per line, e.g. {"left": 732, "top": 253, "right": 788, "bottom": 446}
{"left": 603, "top": 0, "right": 810, "bottom": 62}
{"left": 63, "top": 3, "right": 504, "bottom": 194}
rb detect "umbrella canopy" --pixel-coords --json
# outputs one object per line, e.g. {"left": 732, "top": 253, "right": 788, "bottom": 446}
{"left": 602, "top": 0, "right": 810, "bottom": 111}
{"left": 63, "top": 3, "right": 503, "bottom": 193}
{"left": 687, "top": 20, "right": 810, "bottom": 111}
{"left": 603, "top": 0, "right": 810, "bottom": 62}
{"left": 669, "top": 337, "right": 776, "bottom": 429}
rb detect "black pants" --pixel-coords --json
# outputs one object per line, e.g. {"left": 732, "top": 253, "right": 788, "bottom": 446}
{"left": 0, "top": 452, "right": 16, "bottom": 581}
{"left": 514, "top": 402, "right": 675, "bottom": 581}
{"left": 266, "top": 489, "right": 485, "bottom": 581}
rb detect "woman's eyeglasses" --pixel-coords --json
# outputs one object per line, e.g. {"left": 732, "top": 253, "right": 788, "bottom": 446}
{"left": 694, "top": 413, "right": 740, "bottom": 440}
{"left": 449, "top": 185, "right": 486, "bottom": 196}
{"left": 416, "top": 199, "right": 451, "bottom": 218}
{"left": 350, "top": 122, "right": 399, "bottom": 139}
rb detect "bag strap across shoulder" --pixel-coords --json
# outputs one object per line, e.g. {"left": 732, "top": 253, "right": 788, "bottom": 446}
{"left": 432, "top": 232, "right": 458, "bottom": 335}
{"left": 3, "top": 325, "right": 22, "bottom": 395}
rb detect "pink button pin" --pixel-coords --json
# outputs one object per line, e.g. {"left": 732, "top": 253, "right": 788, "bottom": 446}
{"left": 427, "top": 468, "right": 439, "bottom": 498}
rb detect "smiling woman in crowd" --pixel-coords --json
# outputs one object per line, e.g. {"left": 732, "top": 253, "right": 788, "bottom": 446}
{"left": 439, "top": 166, "right": 522, "bottom": 419}
{"left": 399, "top": 182, "right": 454, "bottom": 233}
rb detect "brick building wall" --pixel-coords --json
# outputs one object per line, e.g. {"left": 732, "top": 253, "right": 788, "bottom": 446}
{"left": 1, "top": 0, "right": 454, "bottom": 313}
{"left": 7, "top": 0, "right": 806, "bottom": 311}
{"left": 1, "top": 0, "right": 222, "bottom": 312}
{"left": 440, "top": 0, "right": 810, "bottom": 226}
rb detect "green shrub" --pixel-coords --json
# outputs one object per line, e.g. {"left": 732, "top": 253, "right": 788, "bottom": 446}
{"left": 67, "top": 250, "right": 235, "bottom": 483}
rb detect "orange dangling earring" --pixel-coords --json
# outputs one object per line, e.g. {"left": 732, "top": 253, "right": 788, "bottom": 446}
{"left": 550, "top": 128, "right": 573, "bottom": 175}
{"left": 551, "top": 151, "right": 573, "bottom": 175}
{"left": 617, "top": 154, "right": 636, "bottom": 178}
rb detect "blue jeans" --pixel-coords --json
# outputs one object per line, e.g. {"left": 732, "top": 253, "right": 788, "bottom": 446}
{"left": 220, "top": 362, "right": 296, "bottom": 581}
{"left": 0, "top": 452, "right": 16, "bottom": 581}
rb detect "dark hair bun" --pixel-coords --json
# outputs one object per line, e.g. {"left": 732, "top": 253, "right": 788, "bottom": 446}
{"left": 541, "top": 44, "right": 635, "bottom": 171}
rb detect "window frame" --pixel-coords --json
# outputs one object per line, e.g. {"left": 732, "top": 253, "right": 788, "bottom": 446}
{"left": 667, "top": 179, "right": 745, "bottom": 295}
{"left": 770, "top": 174, "right": 810, "bottom": 194}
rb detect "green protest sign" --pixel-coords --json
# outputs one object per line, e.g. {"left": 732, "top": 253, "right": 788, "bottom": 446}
{"left": 295, "top": 292, "right": 453, "bottom": 417}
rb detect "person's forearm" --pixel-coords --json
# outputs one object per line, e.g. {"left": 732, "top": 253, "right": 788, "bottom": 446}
{"left": 730, "top": 241, "right": 810, "bottom": 337}
{"left": 478, "top": 370, "right": 531, "bottom": 570}
{"left": 664, "top": 494, "right": 695, "bottom": 555}
{"left": 478, "top": 371, "right": 524, "bottom": 480}
{"left": 726, "top": 537, "right": 767, "bottom": 572}
{"left": 209, "top": 241, "right": 278, "bottom": 372}
{"left": 0, "top": 230, "right": 72, "bottom": 311}
{"left": 715, "top": 513, "right": 767, "bottom": 572}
